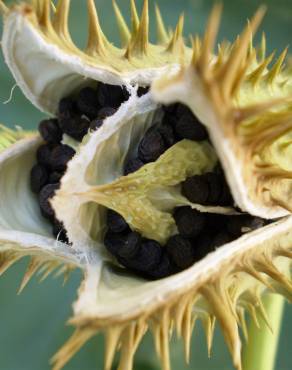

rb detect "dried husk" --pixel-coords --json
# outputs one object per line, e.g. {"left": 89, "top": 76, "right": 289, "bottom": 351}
{"left": 0, "top": 2, "right": 291, "bottom": 370}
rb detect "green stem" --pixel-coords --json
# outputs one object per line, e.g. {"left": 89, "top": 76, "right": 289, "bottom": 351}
{"left": 242, "top": 294, "right": 285, "bottom": 370}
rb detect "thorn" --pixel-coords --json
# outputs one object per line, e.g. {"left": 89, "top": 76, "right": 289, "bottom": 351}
{"left": 267, "top": 47, "right": 288, "bottom": 83}
{"left": 0, "top": 0, "right": 8, "bottom": 15}
{"left": 104, "top": 326, "right": 123, "bottom": 370}
{"left": 219, "top": 6, "right": 266, "bottom": 100}
{"left": 166, "top": 13, "right": 185, "bottom": 53}
{"left": 130, "top": 0, "right": 139, "bottom": 35}
{"left": 198, "top": 3, "right": 222, "bottom": 74}
{"left": 247, "top": 51, "right": 275, "bottom": 86}
{"left": 191, "top": 35, "right": 201, "bottom": 65}
{"left": 86, "top": 0, "right": 110, "bottom": 56}
{"left": 112, "top": 0, "right": 130, "bottom": 48}
{"left": 39, "top": 0, "right": 53, "bottom": 29}
{"left": 259, "top": 32, "right": 266, "bottom": 61}
{"left": 155, "top": 4, "right": 169, "bottom": 44}
{"left": 0, "top": 254, "right": 22, "bottom": 276}
{"left": 182, "top": 301, "right": 196, "bottom": 364}
{"left": 53, "top": 0, "right": 72, "bottom": 42}
{"left": 18, "top": 257, "right": 42, "bottom": 294}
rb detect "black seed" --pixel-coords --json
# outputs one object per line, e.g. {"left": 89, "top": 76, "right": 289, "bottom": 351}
{"left": 219, "top": 178, "right": 233, "bottom": 206}
{"left": 193, "top": 234, "right": 215, "bottom": 261}
{"left": 205, "top": 173, "right": 222, "bottom": 204}
{"left": 52, "top": 221, "right": 69, "bottom": 243}
{"left": 58, "top": 97, "right": 78, "bottom": 118}
{"left": 38, "top": 119, "right": 62, "bottom": 143}
{"left": 59, "top": 115, "right": 90, "bottom": 141}
{"left": 124, "top": 158, "right": 145, "bottom": 175}
{"left": 39, "top": 183, "right": 59, "bottom": 219}
{"left": 158, "top": 123, "right": 176, "bottom": 147}
{"left": 77, "top": 87, "right": 100, "bottom": 119}
{"left": 118, "top": 231, "right": 142, "bottom": 259}
{"left": 213, "top": 232, "right": 232, "bottom": 247}
{"left": 50, "top": 144, "right": 75, "bottom": 172}
{"left": 148, "top": 252, "right": 177, "bottom": 279}
{"left": 174, "top": 113, "right": 208, "bottom": 141}
{"left": 36, "top": 144, "right": 54, "bottom": 167}
{"left": 130, "top": 239, "right": 162, "bottom": 272}
{"left": 97, "top": 107, "right": 117, "bottom": 120}
{"left": 166, "top": 235, "right": 194, "bottom": 269}
{"left": 227, "top": 215, "right": 265, "bottom": 237}
{"left": 181, "top": 175, "right": 209, "bottom": 204}
{"left": 49, "top": 171, "right": 64, "bottom": 184}
{"left": 104, "top": 231, "right": 127, "bottom": 256}
{"left": 90, "top": 118, "right": 104, "bottom": 131}
{"left": 205, "top": 213, "right": 228, "bottom": 234}
{"left": 173, "top": 206, "right": 206, "bottom": 238}
{"left": 163, "top": 103, "right": 179, "bottom": 115}
{"left": 137, "top": 86, "right": 150, "bottom": 97}
{"left": 138, "top": 128, "right": 166, "bottom": 162}
{"left": 97, "top": 83, "right": 128, "bottom": 108}
{"left": 107, "top": 210, "right": 129, "bottom": 233}
{"left": 30, "top": 164, "right": 49, "bottom": 193}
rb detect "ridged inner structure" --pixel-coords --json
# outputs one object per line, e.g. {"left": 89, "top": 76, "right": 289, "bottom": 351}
{"left": 1, "top": 0, "right": 192, "bottom": 114}
{"left": 152, "top": 5, "right": 292, "bottom": 219}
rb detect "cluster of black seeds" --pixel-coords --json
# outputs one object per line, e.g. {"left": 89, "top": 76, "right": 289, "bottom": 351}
{"left": 104, "top": 207, "right": 267, "bottom": 279}
{"left": 30, "top": 82, "right": 132, "bottom": 243}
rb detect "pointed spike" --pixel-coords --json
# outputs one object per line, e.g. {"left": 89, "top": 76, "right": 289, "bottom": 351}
{"left": 198, "top": 3, "right": 222, "bottom": 73}
{"left": 86, "top": 0, "right": 110, "bottom": 56}
{"left": 237, "top": 308, "right": 248, "bottom": 341}
{"left": 259, "top": 32, "right": 266, "bottom": 61}
{"left": 248, "top": 51, "right": 275, "bottom": 86}
{"left": 18, "top": 257, "right": 42, "bottom": 294}
{"left": 39, "top": 0, "right": 53, "bottom": 29}
{"left": 53, "top": 0, "right": 72, "bottom": 40}
{"left": 112, "top": 0, "right": 131, "bottom": 48}
{"left": 219, "top": 6, "right": 266, "bottom": 98}
{"left": 160, "top": 310, "right": 171, "bottom": 370}
{"left": 0, "top": 0, "right": 8, "bottom": 15}
{"left": 256, "top": 298, "right": 273, "bottom": 333}
{"left": 182, "top": 301, "right": 195, "bottom": 363}
{"left": 0, "top": 254, "right": 22, "bottom": 276}
{"left": 104, "top": 326, "right": 123, "bottom": 370}
{"left": 117, "top": 325, "right": 136, "bottom": 370}
{"left": 155, "top": 4, "right": 169, "bottom": 44}
{"left": 130, "top": 0, "right": 139, "bottom": 34}
{"left": 267, "top": 47, "right": 288, "bottom": 83}
{"left": 191, "top": 35, "right": 201, "bottom": 65}
{"left": 166, "top": 13, "right": 185, "bottom": 53}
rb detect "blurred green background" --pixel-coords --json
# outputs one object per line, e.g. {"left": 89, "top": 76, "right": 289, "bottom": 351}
{"left": 0, "top": 0, "right": 291, "bottom": 369}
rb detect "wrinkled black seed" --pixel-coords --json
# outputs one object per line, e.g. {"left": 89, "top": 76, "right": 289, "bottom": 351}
{"left": 58, "top": 97, "right": 78, "bottom": 119}
{"left": 205, "top": 173, "right": 222, "bottom": 204}
{"left": 30, "top": 164, "right": 49, "bottom": 193}
{"left": 59, "top": 115, "right": 90, "bottom": 141}
{"left": 174, "top": 112, "right": 208, "bottom": 141}
{"left": 50, "top": 144, "right": 76, "bottom": 172}
{"left": 118, "top": 231, "right": 142, "bottom": 259}
{"left": 124, "top": 158, "right": 145, "bottom": 175}
{"left": 104, "top": 231, "right": 127, "bottom": 256}
{"left": 38, "top": 119, "right": 62, "bottom": 143}
{"left": 39, "top": 183, "right": 59, "bottom": 219}
{"left": 107, "top": 210, "right": 129, "bottom": 233}
{"left": 227, "top": 215, "right": 265, "bottom": 237}
{"left": 219, "top": 180, "right": 233, "bottom": 206}
{"left": 174, "top": 207, "right": 206, "bottom": 238}
{"left": 90, "top": 118, "right": 104, "bottom": 131}
{"left": 181, "top": 175, "right": 209, "bottom": 204}
{"left": 193, "top": 234, "right": 215, "bottom": 261}
{"left": 97, "top": 107, "right": 117, "bottom": 120}
{"left": 166, "top": 235, "right": 194, "bottom": 269}
{"left": 125, "top": 239, "right": 162, "bottom": 272}
{"left": 137, "top": 86, "right": 150, "bottom": 97}
{"left": 205, "top": 213, "right": 228, "bottom": 234}
{"left": 163, "top": 103, "right": 179, "bottom": 115}
{"left": 138, "top": 128, "right": 166, "bottom": 162}
{"left": 158, "top": 123, "right": 176, "bottom": 147}
{"left": 52, "top": 221, "right": 69, "bottom": 243}
{"left": 148, "top": 252, "right": 176, "bottom": 279}
{"left": 213, "top": 232, "right": 232, "bottom": 247}
{"left": 36, "top": 144, "right": 54, "bottom": 167}
{"left": 77, "top": 87, "right": 100, "bottom": 119}
{"left": 49, "top": 171, "right": 64, "bottom": 184}
{"left": 97, "top": 83, "right": 128, "bottom": 108}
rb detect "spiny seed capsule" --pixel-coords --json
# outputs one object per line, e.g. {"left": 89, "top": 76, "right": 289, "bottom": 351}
{"left": 97, "top": 83, "right": 129, "bottom": 108}
{"left": 173, "top": 106, "right": 208, "bottom": 141}
{"left": 90, "top": 118, "right": 104, "bottom": 131}
{"left": 107, "top": 210, "right": 129, "bottom": 233}
{"left": 124, "top": 158, "right": 145, "bottom": 175}
{"left": 166, "top": 235, "right": 194, "bottom": 269}
{"left": 52, "top": 221, "right": 69, "bottom": 244}
{"left": 97, "top": 107, "right": 117, "bottom": 120}
{"left": 50, "top": 144, "right": 76, "bottom": 172}
{"left": 138, "top": 128, "right": 166, "bottom": 162}
{"left": 148, "top": 252, "right": 176, "bottom": 279}
{"left": 36, "top": 144, "right": 54, "bottom": 167}
{"left": 30, "top": 164, "right": 49, "bottom": 193}
{"left": 174, "top": 206, "right": 206, "bottom": 238}
{"left": 181, "top": 175, "right": 209, "bottom": 204}
{"left": 117, "top": 231, "right": 142, "bottom": 259}
{"left": 59, "top": 115, "right": 90, "bottom": 142}
{"left": 77, "top": 87, "right": 100, "bottom": 119}
{"left": 38, "top": 119, "right": 62, "bottom": 143}
{"left": 39, "top": 183, "right": 60, "bottom": 219}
